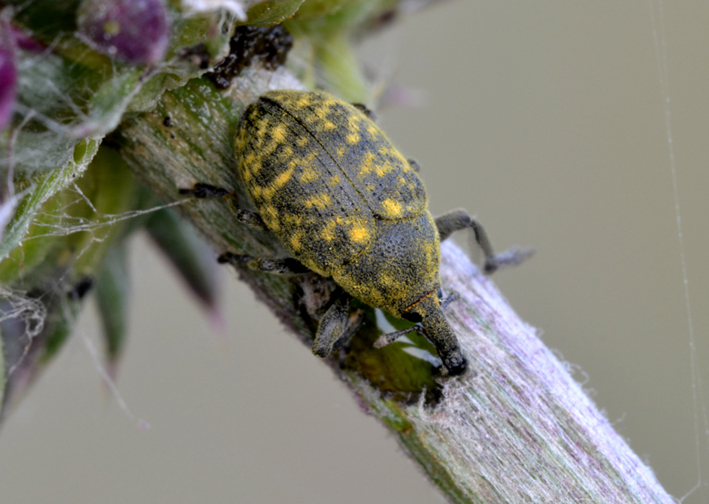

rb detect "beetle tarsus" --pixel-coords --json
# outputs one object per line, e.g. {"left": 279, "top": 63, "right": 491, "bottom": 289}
{"left": 484, "top": 246, "right": 535, "bottom": 274}
{"left": 179, "top": 183, "right": 231, "bottom": 199}
{"left": 218, "top": 252, "right": 309, "bottom": 275}
{"left": 440, "top": 290, "right": 460, "bottom": 310}
{"left": 217, "top": 252, "right": 248, "bottom": 265}
{"left": 181, "top": 185, "right": 268, "bottom": 231}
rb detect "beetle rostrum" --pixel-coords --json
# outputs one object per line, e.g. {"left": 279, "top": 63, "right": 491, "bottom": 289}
{"left": 180, "top": 90, "right": 531, "bottom": 376}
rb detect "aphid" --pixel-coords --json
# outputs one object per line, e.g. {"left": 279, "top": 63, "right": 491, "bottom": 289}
{"left": 181, "top": 90, "right": 530, "bottom": 376}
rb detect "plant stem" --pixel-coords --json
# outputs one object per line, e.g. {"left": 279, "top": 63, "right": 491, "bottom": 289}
{"left": 115, "top": 69, "right": 674, "bottom": 503}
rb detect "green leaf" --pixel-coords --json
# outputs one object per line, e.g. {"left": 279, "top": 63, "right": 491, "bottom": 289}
{"left": 146, "top": 207, "right": 220, "bottom": 311}
{"left": 69, "top": 145, "right": 142, "bottom": 277}
{"left": 96, "top": 241, "right": 129, "bottom": 367}
{"left": 292, "top": 0, "right": 350, "bottom": 20}
{"left": 243, "top": 0, "right": 306, "bottom": 27}
{"left": 7, "top": 0, "right": 81, "bottom": 40}
{"left": 0, "top": 137, "right": 100, "bottom": 261}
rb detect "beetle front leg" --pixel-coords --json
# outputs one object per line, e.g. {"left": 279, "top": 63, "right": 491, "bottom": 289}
{"left": 179, "top": 183, "right": 268, "bottom": 231}
{"left": 218, "top": 253, "right": 310, "bottom": 275}
{"left": 373, "top": 324, "right": 424, "bottom": 349}
{"left": 312, "top": 293, "right": 362, "bottom": 358}
{"left": 435, "top": 209, "right": 534, "bottom": 274}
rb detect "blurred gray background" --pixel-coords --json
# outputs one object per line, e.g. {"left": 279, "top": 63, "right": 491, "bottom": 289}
{"left": 2, "top": 1, "right": 709, "bottom": 502}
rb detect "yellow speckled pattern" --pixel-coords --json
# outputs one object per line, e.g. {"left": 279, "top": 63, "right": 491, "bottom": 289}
{"left": 234, "top": 90, "right": 439, "bottom": 314}
{"left": 252, "top": 90, "right": 427, "bottom": 219}
{"left": 332, "top": 213, "right": 441, "bottom": 315}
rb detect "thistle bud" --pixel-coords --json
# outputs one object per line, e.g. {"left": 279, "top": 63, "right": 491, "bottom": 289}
{"left": 77, "top": 0, "right": 170, "bottom": 65}
{"left": 9, "top": 25, "right": 46, "bottom": 53}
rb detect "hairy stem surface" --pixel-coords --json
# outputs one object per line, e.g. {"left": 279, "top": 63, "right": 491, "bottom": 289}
{"left": 116, "top": 69, "right": 673, "bottom": 503}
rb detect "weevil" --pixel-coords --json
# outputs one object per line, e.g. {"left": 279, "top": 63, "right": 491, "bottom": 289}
{"left": 181, "top": 90, "right": 531, "bottom": 376}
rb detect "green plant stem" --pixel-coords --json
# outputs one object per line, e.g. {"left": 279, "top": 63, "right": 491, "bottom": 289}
{"left": 115, "top": 69, "right": 674, "bottom": 503}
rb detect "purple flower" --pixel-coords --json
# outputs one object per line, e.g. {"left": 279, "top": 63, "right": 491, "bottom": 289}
{"left": 0, "top": 21, "right": 17, "bottom": 130}
{"left": 9, "top": 25, "right": 46, "bottom": 53}
{"left": 77, "top": 0, "right": 170, "bottom": 65}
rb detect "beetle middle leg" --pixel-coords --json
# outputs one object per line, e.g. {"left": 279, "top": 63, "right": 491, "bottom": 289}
{"left": 435, "top": 209, "right": 534, "bottom": 274}
{"left": 312, "top": 292, "right": 363, "bottom": 358}
{"left": 220, "top": 253, "right": 362, "bottom": 358}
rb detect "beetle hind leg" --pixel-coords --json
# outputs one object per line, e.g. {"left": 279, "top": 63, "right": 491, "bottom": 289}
{"left": 218, "top": 253, "right": 310, "bottom": 275}
{"left": 435, "top": 209, "right": 534, "bottom": 274}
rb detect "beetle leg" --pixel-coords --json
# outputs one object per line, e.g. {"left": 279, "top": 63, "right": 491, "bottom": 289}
{"left": 435, "top": 209, "right": 534, "bottom": 274}
{"left": 180, "top": 183, "right": 268, "bottom": 230}
{"left": 336, "top": 308, "right": 363, "bottom": 369}
{"left": 228, "top": 208, "right": 268, "bottom": 230}
{"left": 351, "top": 102, "right": 377, "bottom": 121}
{"left": 312, "top": 293, "right": 361, "bottom": 358}
{"left": 179, "top": 182, "right": 231, "bottom": 198}
{"left": 440, "top": 290, "right": 460, "bottom": 310}
{"left": 218, "top": 253, "right": 310, "bottom": 275}
{"left": 407, "top": 159, "right": 421, "bottom": 173}
{"left": 337, "top": 308, "right": 365, "bottom": 357}
{"left": 373, "top": 324, "right": 424, "bottom": 349}
{"left": 375, "top": 291, "right": 461, "bottom": 349}
{"left": 389, "top": 295, "right": 467, "bottom": 375}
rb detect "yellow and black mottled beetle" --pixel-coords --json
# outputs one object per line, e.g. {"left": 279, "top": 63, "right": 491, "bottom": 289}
{"left": 181, "top": 90, "right": 530, "bottom": 376}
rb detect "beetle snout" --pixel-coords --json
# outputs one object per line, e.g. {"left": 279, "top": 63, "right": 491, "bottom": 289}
{"left": 443, "top": 353, "right": 468, "bottom": 376}
{"left": 405, "top": 294, "right": 469, "bottom": 376}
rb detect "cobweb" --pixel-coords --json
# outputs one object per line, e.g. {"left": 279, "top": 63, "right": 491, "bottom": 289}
{"left": 0, "top": 0, "right": 200, "bottom": 423}
{"left": 648, "top": 0, "right": 709, "bottom": 501}
{"left": 0, "top": 173, "right": 186, "bottom": 425}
